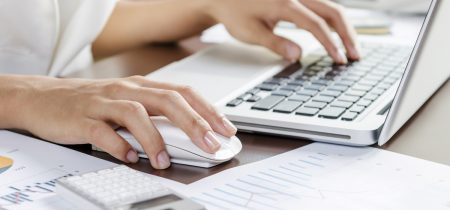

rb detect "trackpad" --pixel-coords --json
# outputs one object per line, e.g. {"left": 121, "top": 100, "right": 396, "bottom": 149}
{"left": 146, "top": 43, "right": 286, "bottom": 104}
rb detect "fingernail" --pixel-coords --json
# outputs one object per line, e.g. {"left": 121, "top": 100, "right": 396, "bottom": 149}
{"left": 126, "top": 149, "right": 139, "bottom": 163}
{"left": 349, "top": 47, "right": 361, "bottom": 60}
{"left": 336, "top": 50, "right": 348, "bottom": 64}
{"left": 157, "top": 150, "right": 171, "bottom": 169}
{"left": 285, "top": 43, "right": 300, "bottom": 62}
{"left": 204, "top": 131, "right": 221, "bottom": 151}
{"left": 222, "top": 117, "right": 237, "bottom": 134}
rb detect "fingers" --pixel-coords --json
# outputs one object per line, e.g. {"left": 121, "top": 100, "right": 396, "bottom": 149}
{"left": 248, "top": 21, "right": 302, "bottom": 62}
{"left": 92, "top": 98, "right": 171, "bottom": 169}
{"left": 109, "top": 82, "right": 222, "bottom": 154}
{"left": 135, "top": 88, "right": 222, "bottom": 154}
{"left": 176, "top": 85, "right": 238, "bottom": 137}
{"left": 83, "top": 119, "right": 138, "bottom": 163}
{"left": 129, "top": 76, "right": 237, "bottom": 138}
{"left": 300, "top": 0, "right": 360, "bottom": 60}
{"left": 278, "top": 0, "right": 347, "bottom": 64}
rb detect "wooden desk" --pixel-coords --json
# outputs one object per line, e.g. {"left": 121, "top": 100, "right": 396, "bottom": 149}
{"left": 68, "top": 37, "right": 450, "bottom": 184}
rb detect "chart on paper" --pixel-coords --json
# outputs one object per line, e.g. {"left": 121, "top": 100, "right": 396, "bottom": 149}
{"left": 0, "top": 131, "right": 116, "bottom": 210}
{"left": 188, "top": 143, "right": 450, "bottom": 210}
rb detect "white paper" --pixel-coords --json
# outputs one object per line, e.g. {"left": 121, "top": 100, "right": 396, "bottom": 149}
{"left": 185, "top": 143, "right": 450, "bottom": 210}
{"left": 0, "top": 131, "right": 117, "bottom": 210}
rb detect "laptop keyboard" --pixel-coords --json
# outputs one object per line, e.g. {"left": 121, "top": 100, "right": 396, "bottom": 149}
{"left": 226, "top": 43, "right": 413, "bottom": 121}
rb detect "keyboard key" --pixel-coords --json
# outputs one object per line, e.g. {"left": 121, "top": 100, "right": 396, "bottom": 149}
{"left": 247, "top": 95, "right": 261, "bottom": 102}
{"left": 345, "top": 90, "right": 366, "bottom": 97}
{"left": 358, "top": 80, "right": 378, "bottom": 87}
{"left": 316, "top": 60, "right": 333, "bottom": 67}
{"left": 352, "top": 84, "right": 372, "bottom": 92}
{"left": 319, "top": 107, "right": 346, "bottom": 119}
{"left": 357, "top": 99, "right": 372, "bottom": 107}
{"left": 288, "top": 94, "right": 311, "bottom": 102}
{"left": 297, "top": 89, "right": 318, "bottom": 96}
{"left": 353, "top": 65, "right": 372, "bottom": 72}
{"left": 341, "top": 112, "right": 358, "bottom": 121}
{"left": 335, "top": 80, "right": 355, "bottom": 87}
{"left": 338, "top": 95, "right": 360, "bottom": 103}
{"left": 251, "top": 95, "right": 285, "bottom": 111}
{"left": 226, "top": 99, "right": 243, "bottom": 107}
{"left": 364, "top": 75, "right": 384, "bottom": 82}
{"left": 377, "top": 82, "right": 392, "bottom": 90}
{"left": 308, "top": 65, "right": 324, "bottom": 72}
{"left": 312, "top": 95, "right": 335, "bottom": 103}
{"left": 272, "top": 90, "right": 293, "bottom": 97}
{"left": 256, "top": 83, "right": 278, "bottom": 91}
{"left": 384, "top": 77, "right": 398, "bottom": 84}
{"left": 321, "top": 90, "right": 341, "bottom": 97}
{"left": 304, "top": 101, "right": 327, "bottom": 109}
{"left": 301, "top": 70, "right": 318, "bottom": 77}
{"left": 288, "top": 80, "right": 306, "bottom": 86}
{"left": 311, "top": 79, "right": 331, "bottom": 86}
{"left": 237, "top": 93, "right": 252, "bottom": 101}
{"left": 246, "top": 88, "right": 260, "bottom": 95}
{"left": 330, "top": 100, "right": 353, "bottom": 108}
{"left": 328, "top": 85, "right": 348, "bottom": 92}
{"left": 280, "top": 85, "right": 301, "bottom": 91}
{"left": 273, "top": 101, "right": 303, "bottom": 113}
{"left": 349, "top": 105, "right": 365, "bottom": 113}
{"left": 371, "top": 70, "right": 390, "bottom": 77}
{"left": 363, "top": 94, "right": 378, "bottom": 101}
{"left": 371, "top": 88, "right": 385, "bottom": 95}
{"left": 341, "top": 75, "right": 361, "bottom": 82}
{"left": 303, "top": 84, "right": 325, "bottom": 91}
{"left": 295, "top": 107, "right": 319, "bottom": 116}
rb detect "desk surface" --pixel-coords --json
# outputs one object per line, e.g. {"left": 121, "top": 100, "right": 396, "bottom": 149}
{"left": 69, "top": 37, "right": 450, "bottom": 184}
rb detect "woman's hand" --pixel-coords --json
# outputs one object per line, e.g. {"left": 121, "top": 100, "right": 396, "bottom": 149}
{"left": 205, "top": 0, "right": 359, "bottom": 63}
{"left": 0, "top": 75, "right": 237, "bottom": 169}
{"left": 96, "top": 0, "right": 358, "bottom": 63}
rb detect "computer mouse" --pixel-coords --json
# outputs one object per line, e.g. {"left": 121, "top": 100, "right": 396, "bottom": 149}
{"left": 116, "top": 117, "right": 242, "bottom": 168}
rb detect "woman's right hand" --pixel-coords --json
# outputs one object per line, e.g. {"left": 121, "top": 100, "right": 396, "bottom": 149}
{"left": 0, "top": 75, "right": 237, "bottom": 169}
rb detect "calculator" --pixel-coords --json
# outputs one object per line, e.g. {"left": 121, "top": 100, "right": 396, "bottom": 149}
{"left": 56, "top": 165, "right": 205, "bottom": 210}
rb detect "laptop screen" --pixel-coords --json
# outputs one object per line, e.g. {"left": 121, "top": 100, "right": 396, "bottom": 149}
{"left": 378, "top": 0, "right": 450, "bottom": 145}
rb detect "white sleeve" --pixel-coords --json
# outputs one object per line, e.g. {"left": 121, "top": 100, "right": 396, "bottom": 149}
{"left": 49, "top": 0, "right": 117, "bottom": 77}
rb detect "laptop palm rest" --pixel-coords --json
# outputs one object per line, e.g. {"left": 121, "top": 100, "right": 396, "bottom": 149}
{"left": 146, "top": 43, "right": 287, "bottom": 104}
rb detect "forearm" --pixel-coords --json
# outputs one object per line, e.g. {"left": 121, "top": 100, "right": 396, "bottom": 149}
{"left": 93, "top": 0, "right": 215, "bottom": 58}
{"left": 0, "top": 75, "right": 32, "bottom": 129}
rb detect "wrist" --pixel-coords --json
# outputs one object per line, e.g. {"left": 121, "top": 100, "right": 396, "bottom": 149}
{"left": 0, "top": 75, "right": 51, "bottom": 130}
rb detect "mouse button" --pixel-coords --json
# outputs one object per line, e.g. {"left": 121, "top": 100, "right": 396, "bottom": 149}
{"left": 165, "top": 145, "right": 211, "bottom": 162}
{"left": 228, "top": 137, "right": 243, "bottom": 154}
{"left": 212, "top": 147, "right": 235, "bottom": 161}
{"left": 214, "top": 133, "right": 235, "bottom": 144}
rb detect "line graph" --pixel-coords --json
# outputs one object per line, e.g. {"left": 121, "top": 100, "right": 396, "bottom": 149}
{"left": 188, "top": 143, "right": 450, "bottom": 210}
{"left": 191, "top": 153, "right": 330, "bottom": 210}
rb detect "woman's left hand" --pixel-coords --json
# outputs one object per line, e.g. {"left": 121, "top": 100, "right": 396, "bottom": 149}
{"left": 204, "top": 0, "right": 360, "bottom": 63}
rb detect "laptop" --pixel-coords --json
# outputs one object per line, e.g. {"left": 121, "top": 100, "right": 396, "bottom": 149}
{"left": 147, "top": 0, "right": 449, "bottom": 146}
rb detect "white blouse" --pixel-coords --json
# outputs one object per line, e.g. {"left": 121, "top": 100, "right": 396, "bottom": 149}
{"left": 0, "top": 0, "right": 116, "bottom": 77}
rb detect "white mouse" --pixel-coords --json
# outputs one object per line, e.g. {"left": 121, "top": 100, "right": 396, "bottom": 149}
{"left": 116, "top": 117, "right": 242, "bottom": 168}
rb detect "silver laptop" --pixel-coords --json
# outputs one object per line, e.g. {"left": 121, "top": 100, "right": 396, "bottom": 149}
{"left": 147, "top": 0, "right": 449, "bottom": 146}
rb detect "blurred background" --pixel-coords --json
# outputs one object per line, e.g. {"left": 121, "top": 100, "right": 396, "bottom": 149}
{"left": 334, "top": 0, "right": 430, "bottom": 14}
